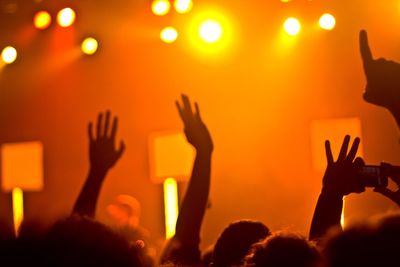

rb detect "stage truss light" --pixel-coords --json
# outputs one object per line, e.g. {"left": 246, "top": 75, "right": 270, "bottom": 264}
{"left": 152, "top": 0, "right": 171, "bottom": 16}
{"left": 57, "top": 8, "right": 76, "bottom": 27}
{"left": 199, "top": 19, "right": 223, "bottom": 43}
{"left": 81, "top": 37, "right": 99, "bottom": 55}
{"left": 319, "top": 13, "right": 336, "bottom": 30}
{"left": 160, "top": 27, "right": 178, "bottom": 43}
{"left": 174, "top": 0, "right": 193, "bottom": 14}
{"left": 34, "top": 11, "right": 52, "bottom": 30}
{"left": 1, "top": 46, "right": 17, "bottom": 64}
{"left": 284, "top": 17, "right": 301, "bottom": 36}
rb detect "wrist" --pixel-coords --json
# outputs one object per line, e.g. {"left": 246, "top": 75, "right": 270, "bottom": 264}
{"left": 321, "top": 187, "right": 344, "bottom": 200}
{"left": 89, "top": 166, "right": 109, "bottom": 177}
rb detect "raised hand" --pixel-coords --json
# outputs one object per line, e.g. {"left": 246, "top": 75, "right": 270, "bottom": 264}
{"left": 322, "top": 135, "right": 365, "bottom": 197}
{"left": 374, "top": 163, "right": 400, "bottom": 206}
{"left": 73, "top": 111, "right": 125, "bottom": 218}
{"left": 359, "top": 30, "right": 400, "bottom": 110}
{"left": 176, "top": 94, "right": 213, "bottom": 154}
{"left": 88, "top": 111, "right": 125, "bottom": 173}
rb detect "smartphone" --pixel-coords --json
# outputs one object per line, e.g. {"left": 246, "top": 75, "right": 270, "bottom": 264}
{"left": 358, "top": 165, "right": 388, "bottom": 188}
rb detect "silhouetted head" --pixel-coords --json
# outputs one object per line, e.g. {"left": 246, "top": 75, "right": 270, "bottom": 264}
{"left": 324, "top": 214, "right": 400, "bottom": 267}
{"left": 212, "top": 220, "right": 270, "bottom": 267}
{"left": 44, "top": 216, "right": 144, "bottom": 267}
{"left": 246, "top": 231, "right": 320, "bottom": 267}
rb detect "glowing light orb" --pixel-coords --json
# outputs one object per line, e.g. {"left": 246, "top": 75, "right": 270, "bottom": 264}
{"left": 57, "top": 8, "right": 76, "bottom": 27}
{"left": 152, "top": 0, "right": 171, "bottom": 16}
{"left": 319, "top": 13, "right": 336, "bottom": 30}
{"left": 34, "top": 11, "right": 52, "bottom": 30}
{"left": 199, "top": 19, "right": 223, "bottom": 43}
{"left": 174, "top": 0, "right": 193, "bottom": 14}
{"left": 284, "top": 17, "right": 301, "bottom": 36}
{"left": 160, "top": 27, "right": 178, "bottom": 43}
{"left": 81, "top": 37, "right": 98, "bottom": 55}
{"left": 1, "top": 46, "right": 17, "bottom": 64}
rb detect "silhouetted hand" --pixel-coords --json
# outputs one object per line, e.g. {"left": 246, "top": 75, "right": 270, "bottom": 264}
{"left": 88, "top": 111, "right": 125, "bottom": 173}
{"left": 322, "top": 135, "right": 365, "bottom": 197}
{"left": 374, "top": 163, "right": 400, "bottom": 206}
{"left": 359, "top": 30, "right": 400, "bottom": 110}
{"left": 176, "top": 94, "right": 213, "bottom": 154}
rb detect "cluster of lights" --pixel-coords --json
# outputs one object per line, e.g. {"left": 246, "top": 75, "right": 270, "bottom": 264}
{"left": 152, "top": 0, "right": 194, "bottom": 44}
{"left": 283, "top": 13, "right": 336, "bottom": 36}
{"left": 1, "top": 7, "right": 99, "bottom": 65}
{"left": 152, "top": 0, "right": 193, "bottom": 16}
{"left": 33, "top": 8, "right": 76, "bottom": 30}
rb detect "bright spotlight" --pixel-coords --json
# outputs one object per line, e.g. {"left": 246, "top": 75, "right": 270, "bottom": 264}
{"left": 199, "top": 19, "right": 223, "bottom": 43}
{"left": 284, "top": 17, "right": 301, "bottom": 36}
{"left": 33, "top": 11, "right": 52, "bottom": 30}
{"left": 81, "top": 38, "right": 98, "bottom": 55}
{"left": 174, "top": 0, "right": 193, "bottom": 14}
{"left": 160, "top": 27, "right": 178, "bottom": 43}
{"left": 1, "top": 46, "right": 17, "bottom": 64}
{"left": 152, "top": 0, "right": 171, "bottom": 16}
{"left": 57, "top": 8, "right": 76, "bottom": 27}
{"left": 319, "top": 13, "right": 336, "bottom": 30}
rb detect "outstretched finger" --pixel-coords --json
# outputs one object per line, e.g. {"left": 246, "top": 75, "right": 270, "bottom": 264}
{"left": 104, "top": 110, "right": 111, "bottom": 137}
{"left": 325, "top": 140, "right": 334, "bottom": 164}
{"left": 181, "top": 94, "right": 193, "bottom": 116}
{"left": 346, "top": 137, "right": 360, "bottom": 162}
{"left": 116, "top": 140, "right": 126, "bottom": 159}
{"left": 110, "top": 117, "right": 118, "bottom": 140}
{"left": 338, "top": 135, "right": 350, "bottom": 161}
{"left": 359, "top": 30, "right": 373, "bottom": 72}
{"left": 176, "top": 101, "right": 186, "bottom": 122}
{"left": 194, "top": 102, "right": 202, "bottom": 120}
{"left": 96, "top": 113, "right": 104, "bottom": 139}
{"left": 88, "top": 122, "right": 94, "bottom": 142}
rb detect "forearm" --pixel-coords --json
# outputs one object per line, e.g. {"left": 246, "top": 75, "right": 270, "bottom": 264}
{"left": 309, "top": 190, "right": 343, "bottom": 241}
{"left": 72, "top": 168, "right": 107, "bottom": 218}
{"left": 174, "top": 150, "right": 212, "bottom": 244}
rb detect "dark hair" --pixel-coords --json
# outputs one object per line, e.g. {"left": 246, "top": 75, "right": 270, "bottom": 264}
{"left": 43, "top": 216, "right": 144, "bottom": 267}
{"left": 212, "top": 220, "right": 270, "bottom": 267}
{"left": 246, "top": 231, "right": 320, "bottom": 267}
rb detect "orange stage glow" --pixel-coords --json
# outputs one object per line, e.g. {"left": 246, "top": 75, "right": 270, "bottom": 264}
{"left": 34, "top": 11, "right": 52, "bottom": 30}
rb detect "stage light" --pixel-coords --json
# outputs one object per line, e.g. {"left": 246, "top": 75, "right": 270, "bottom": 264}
{"left": 163, "top": 177, "right": 179, "bottom": 239}
{"left": 160, "top": 27, "right": 178, "bottom": 43}
{"left": 319, "top": 13, "right": 336, "bottom": 30}
{"left": 12, "top": 187, "right": 24, "bottom": 236}
{"left": 174, "top": 0, "right": 193, "bottom": 14}
{"left": 199, "top": 19, "right": 223, "bottom": 43}
{"left": 34, "top": 11, "right": 52, "bottom": 30}
{"left": 81, "top": 37, "right": 98, "bottom": 55}
{"left": 152, "top": 0, "right": 171, "bottom": 16}
{"left": 284, "top": 17, "right": 301, "bottom": 36}
{"left": 57, "top": 8, "right": 76, "bottom": 27}
{"left": 1, "top": 46, "right": 17, "bottom": 64}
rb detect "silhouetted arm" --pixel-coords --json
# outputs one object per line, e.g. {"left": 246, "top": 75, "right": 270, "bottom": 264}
{"left": 310, "top": 136, "right": 365, "bottom": 241}
{"left": 161, "top": 94, "right": 213, "bottom": 264}
{"left": 359, "top": 30, "right": 400, "bottom": 129}
{"left": 374, "top": 163, "right": 400, "bottom": 206}
{"left": 73, "top": 111, "right": 125, "bottom": 218}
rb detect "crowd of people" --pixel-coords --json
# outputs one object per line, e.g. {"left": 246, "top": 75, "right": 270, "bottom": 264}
{"left": 1, "top": 30, "right": 400, "bottom": 267}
